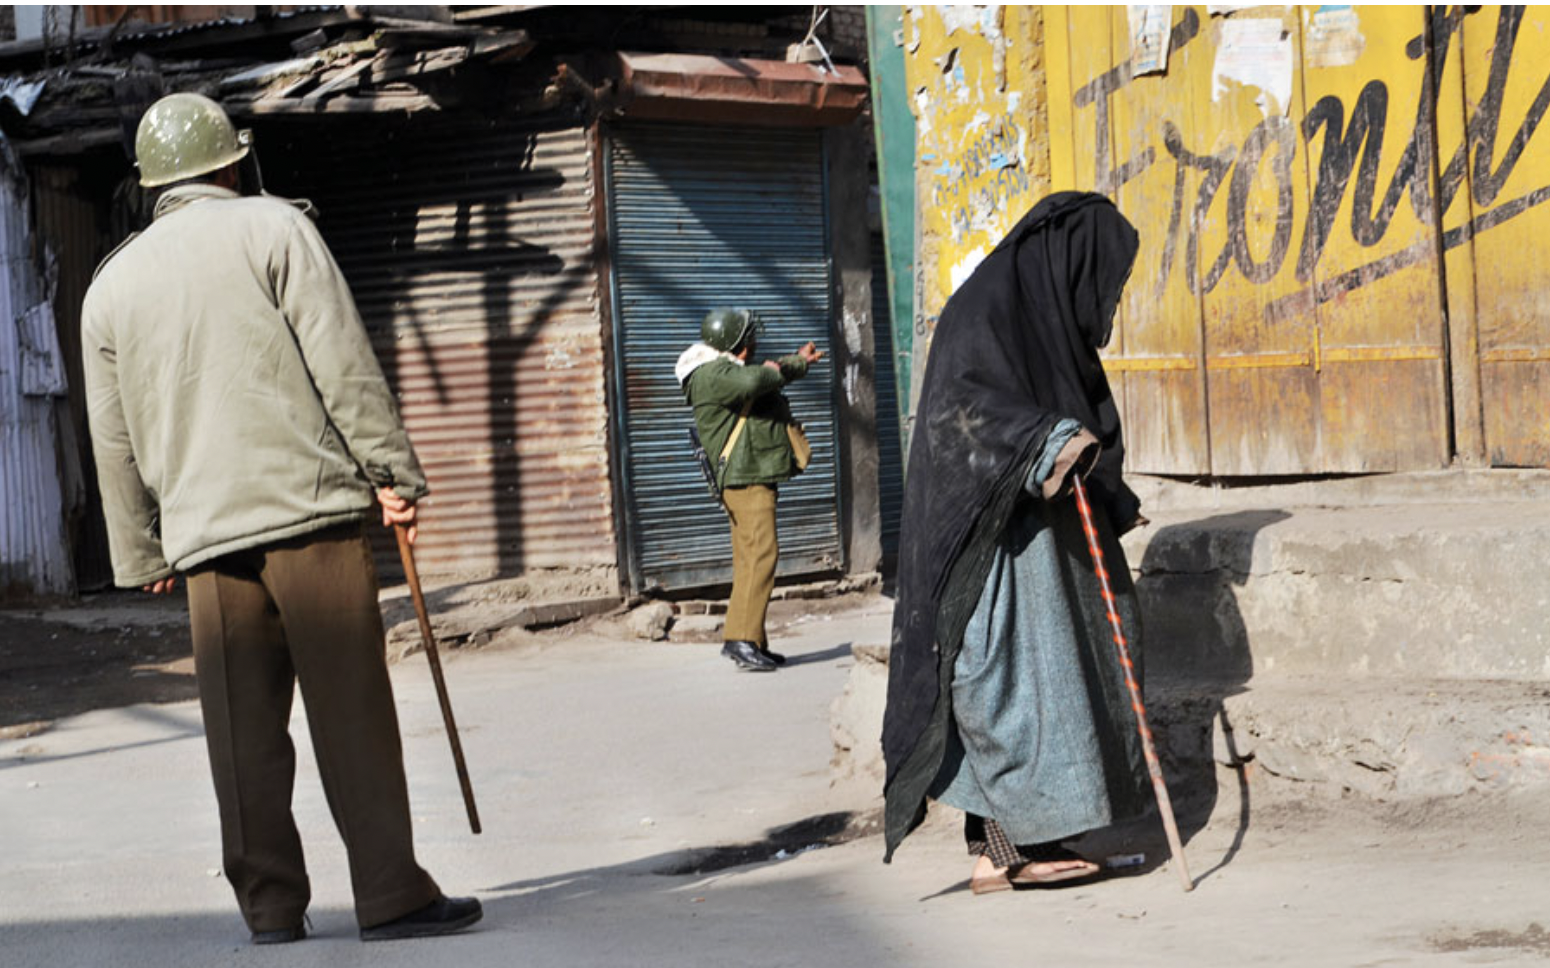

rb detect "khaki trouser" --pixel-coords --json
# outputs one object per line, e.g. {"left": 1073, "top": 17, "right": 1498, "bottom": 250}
{"left": 722, "top": 485, "right": 778, "bottom": 644}
{"left": 186, "top": 524, "right": 439, "bottom": 932}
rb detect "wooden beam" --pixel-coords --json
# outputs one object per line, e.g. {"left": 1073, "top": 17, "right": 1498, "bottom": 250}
{"left": 15, "top": 128, "right": 121, "bottom": 157}
{"left": 233, "top": 93, "right": 440, "bottom": 116}
{"left": 302, "top": 54, "right": 381, "bottom": 101}
{"left": 451, "top": 6, "right": 528, "bottom": 23}
{"left": 370, "top": 47, "right": 469, "bottom": 85}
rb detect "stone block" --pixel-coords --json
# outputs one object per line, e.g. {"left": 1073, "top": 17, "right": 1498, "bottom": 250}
{"left": 625, "top": 602, "right": 674, "bottom": 641}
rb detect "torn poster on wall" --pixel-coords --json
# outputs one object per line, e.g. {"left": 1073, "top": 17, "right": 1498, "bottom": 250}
{"left": 1213, "top": 17, "right": 1293, "bottom": 116}
{"left": 1304, "top": 5, "right": 1365, "bottom": 70}
{"left": 1206, "top": 3, "right": 1262, "bottom": 16}
{"left": 1128, "top": 5, "right": 1173, "bottom": 76}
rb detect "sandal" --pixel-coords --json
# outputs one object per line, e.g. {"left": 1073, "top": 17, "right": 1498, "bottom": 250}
{"left": 1008, "top": 842, "right": 1100, "bottom": 886}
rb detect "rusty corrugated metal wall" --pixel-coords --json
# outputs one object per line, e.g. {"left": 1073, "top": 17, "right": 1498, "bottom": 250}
{"left": 904, "top": 5, "right": 1550, "bottom": 475}
{"left": 32, "top": 164, "right": 113, "bottom": 589}
{"left": 0, "top": 167, "right": 74, "bottom": 596}
{"left": 264, "top": 113, "right": 616, "bottom": 580}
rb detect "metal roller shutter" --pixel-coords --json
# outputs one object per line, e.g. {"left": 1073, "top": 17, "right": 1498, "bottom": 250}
{"left": 607, "top": 122, "right": 843, "bottom": 591}
{"left": 261, "top": 113, "right": 614, "bottom": 579}
{"left": 871, "top": 234, "right": 904, "bottom": 557}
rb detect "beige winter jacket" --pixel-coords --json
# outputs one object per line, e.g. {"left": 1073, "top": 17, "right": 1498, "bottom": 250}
{"left": 82, "top": 184, "right": 426, "bottom": 587}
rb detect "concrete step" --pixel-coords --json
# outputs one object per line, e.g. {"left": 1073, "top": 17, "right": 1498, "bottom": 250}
{"left": 832, "top": 655, "right": 1550, "bottom": 802}
{"left": 1150, "top": 677, "right": 1550, "bottom": 800}
{"left": 1131, "top": 467, "right": 1550, "bottom": 511}
{"left": 1124, "top": 500, "right": 1550, "bottom": 681}
{"left": 832, "top": 476, "right": 1550, "bottom": 802}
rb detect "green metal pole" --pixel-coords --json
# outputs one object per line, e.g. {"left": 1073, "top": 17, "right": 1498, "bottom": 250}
{"left": 865, "top": 5, "right": 917, "bottom": 457}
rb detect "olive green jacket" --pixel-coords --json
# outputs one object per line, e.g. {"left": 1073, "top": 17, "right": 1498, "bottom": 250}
{"left": 82, "top": 184, "right": 426, "bottom": 587}
{"left": 677, "top": 344, "right": 808, "bottom": 489}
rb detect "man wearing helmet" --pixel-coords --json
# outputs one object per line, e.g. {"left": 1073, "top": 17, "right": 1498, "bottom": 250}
{"left": 676, "top": 309, "right": 824, "bottom": 672}
{"left": 81, "top": 93, "right": 480, "bottom": 944}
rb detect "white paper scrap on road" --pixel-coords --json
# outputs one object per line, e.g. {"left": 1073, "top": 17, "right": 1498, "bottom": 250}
{"left": 1128, "top": 5, "right": 1173, "bottom": 76}
{"left": 1213, "top": 17, "right": 1294, "bottom": 116}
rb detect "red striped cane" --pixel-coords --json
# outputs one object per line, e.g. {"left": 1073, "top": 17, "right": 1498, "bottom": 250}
{"left": 1072, "top": 476, "right": 1193, "bottom": 892}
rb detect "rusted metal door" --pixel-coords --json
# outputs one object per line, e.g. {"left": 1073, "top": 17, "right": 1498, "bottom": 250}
{"left": 1452, "top": 6, "right": 1550, "bottom": 466}
{"left": 1054, "top": 5, "right": 1213, "bottom": 474}
{"left": 263, "top": 114, "right": 616, "bottom": 580}
{"left": 1290, "top": 5, "right": 1451, "bottom": 473}
{"left": 607, "top": 122, "right": 842, "bottom": 592}
{"left": 33, "top": 165, "right": 114, "bottom": 590}
{"left": 1049, "top": 5, "right": 1453, "bottom": 475}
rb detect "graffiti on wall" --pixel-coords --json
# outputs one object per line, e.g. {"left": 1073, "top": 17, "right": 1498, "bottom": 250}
{"left": 1072, "top": 5, "right": 1550, "bottom": 319}
{"left": 906, "top": 4, "right": 1048, "bottom": 312}
{"left": 929, "top": 112, "right": 1034, "bottom": 246}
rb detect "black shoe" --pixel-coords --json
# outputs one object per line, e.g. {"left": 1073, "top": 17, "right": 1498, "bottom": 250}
{"left": 722, "top": 640, "right": 777, "bottom": 671}
{"left": 251, "top": 924, "right": 305, "bottom": 945}
{"left": 759, "top": 646, "right": 787, "bottom": 665}
{"left": 359, "top": 895, "right": 483, "bottom": 942}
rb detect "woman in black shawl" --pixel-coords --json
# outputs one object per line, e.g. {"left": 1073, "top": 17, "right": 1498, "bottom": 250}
{"left": 881, "top": 192, "right": 1149, "bottom": 893}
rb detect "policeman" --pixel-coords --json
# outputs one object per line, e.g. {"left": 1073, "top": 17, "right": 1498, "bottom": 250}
{"left": 82, "top": 93, "right": 480, "bottom": 944}
{"left": 675, "top": 309, "right": 824, "bottom": 671}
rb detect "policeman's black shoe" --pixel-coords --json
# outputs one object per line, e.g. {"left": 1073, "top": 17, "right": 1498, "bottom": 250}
{"left": 251, "top": 924, "right": 305, "bottom": 945}
{"left": 722, "top": 640, "right": 777, "bottom": 671}
{"left": 359, "top": 895, "right": 483, "bottom": 942}
{"left": 759, "top": 646, "right": 788, "bottom": 665}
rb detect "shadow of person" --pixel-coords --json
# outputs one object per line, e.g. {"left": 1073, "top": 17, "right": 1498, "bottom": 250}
{"left": 1071, "top": 508, "right": 1290, "bottom": 886}
{"left": 485, "top": 810, "right": 866, "bottom": 898}
{"left": 781, "top": 643, "right": 855, "bottom": 668}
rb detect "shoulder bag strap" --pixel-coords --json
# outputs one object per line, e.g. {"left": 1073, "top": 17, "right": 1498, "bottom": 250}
{"left": 720, "top": 399, "right": 754, "bottom": 462}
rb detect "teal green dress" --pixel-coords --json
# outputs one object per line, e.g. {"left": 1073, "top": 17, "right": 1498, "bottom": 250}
{"left": 929, "top": 420, "right": 1150, "bottom": 846}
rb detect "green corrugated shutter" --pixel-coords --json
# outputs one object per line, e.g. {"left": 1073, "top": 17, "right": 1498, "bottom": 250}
{"left": 607, "top": 122, "right": 842, "bottom": 591}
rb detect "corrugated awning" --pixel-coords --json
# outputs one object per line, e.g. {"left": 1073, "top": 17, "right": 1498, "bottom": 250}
{"left": 616, "top": 52, "right": 867, "bottom": 127}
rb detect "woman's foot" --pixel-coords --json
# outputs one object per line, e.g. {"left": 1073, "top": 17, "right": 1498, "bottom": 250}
{"left": 968, "top": 854, "right": 1012, "bottom": 894}
{"left": 1008, "top": 845, "right": 1100, "bottom": 885}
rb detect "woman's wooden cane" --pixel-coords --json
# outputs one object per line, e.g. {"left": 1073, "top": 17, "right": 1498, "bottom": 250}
{"left": 395, "top": 525, "right": 482, "bottom": 835}
{"left": 1071, "top": 477, "right": 1190, "bottom": 892}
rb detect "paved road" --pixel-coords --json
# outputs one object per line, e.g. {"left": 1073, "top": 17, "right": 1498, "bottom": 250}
{"left": 3, "top": 595, "right": 1547, "bottom": 967}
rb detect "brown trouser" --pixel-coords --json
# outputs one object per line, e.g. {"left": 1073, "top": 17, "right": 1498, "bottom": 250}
{"left": 186, "top": 524, "right": 439, "bottom": 932}
{"left": 722, "top": 484, "right": 778, "bottom": 644}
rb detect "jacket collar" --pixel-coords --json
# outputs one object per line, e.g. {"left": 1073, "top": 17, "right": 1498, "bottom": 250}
{"left": 674, "top": 342, "right": 741, "bottom": 387}
{"left": 154, "top": 183, "right": 239, "bottom": 221}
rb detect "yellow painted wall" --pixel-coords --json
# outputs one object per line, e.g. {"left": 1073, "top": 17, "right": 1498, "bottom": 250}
{"left": 902, "top": 5, "right": 1050, "bottom": 372}
{"left": 906, "top": 5, "right": 1550, "bottom": 474}
{"left": 1455, "top": 6, "right": 1550, "bottom": 467}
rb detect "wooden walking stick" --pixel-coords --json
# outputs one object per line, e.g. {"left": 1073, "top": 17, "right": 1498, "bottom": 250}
{"left": 395, "top": 525, "right": 482, "bottom": 835}
{"left": 1071, "top": 477, "right": 1191, "bottom": 892}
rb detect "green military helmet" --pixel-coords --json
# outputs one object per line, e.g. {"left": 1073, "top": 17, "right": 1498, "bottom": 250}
{"left": 134, "top": 92, "right": 252, "bottom": 188}
{"left": 701, "top": 308, "right": 759, "bottom": 353}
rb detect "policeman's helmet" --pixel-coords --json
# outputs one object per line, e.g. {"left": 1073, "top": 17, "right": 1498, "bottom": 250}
{"left": 701, "top": 308, "right": 760, "bottom": 354}
{"left": 134, "top": 92, "right": 253, "bottom": 188}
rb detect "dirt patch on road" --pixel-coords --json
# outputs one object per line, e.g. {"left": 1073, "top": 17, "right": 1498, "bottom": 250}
{"left": 0, "top": 612, "right": 196, "bottom": 734}
{"left": 1430, "top": 923, "right": 1550, "bottom": 956}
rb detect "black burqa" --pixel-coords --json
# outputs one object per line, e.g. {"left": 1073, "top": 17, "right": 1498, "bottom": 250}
{"left": 881, "top": 192, "right": 1142, "bottom": 861}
